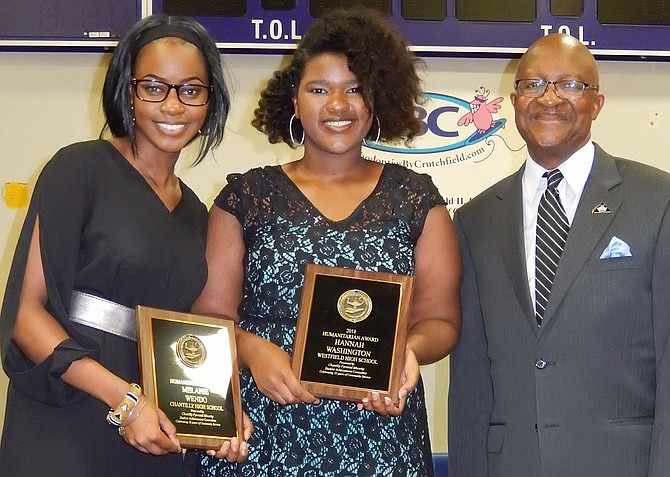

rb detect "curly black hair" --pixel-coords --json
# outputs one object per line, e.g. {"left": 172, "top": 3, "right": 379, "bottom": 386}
{"left": 252, "top": 8, "right": 423, "bottom": 148}
{"left": 101, "top": 14, "right": 230, "bottom": 165}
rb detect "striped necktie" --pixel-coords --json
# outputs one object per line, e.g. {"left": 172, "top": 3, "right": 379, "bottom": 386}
{"left": 535, "top": 169, "right": 570, "bottom": 326}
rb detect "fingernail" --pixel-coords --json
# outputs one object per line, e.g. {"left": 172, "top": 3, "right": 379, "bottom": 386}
{"left": 371, "top": 392, "right": 380, "bottom": 401}
{"left": 313, "top": 399, "right": 320, "bottom": 405}
{"left": 384, "top": 397, "right": 392, "bottom": 405}
{"left": 241, "top": 442, "right": 248, "bottom": 453}
{"left": 399, "top": 389, "right": 408, "bottom": 399}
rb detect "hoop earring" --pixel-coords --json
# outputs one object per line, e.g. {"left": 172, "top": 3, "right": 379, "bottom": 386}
{"left": 364, "top": 115, "right": 381, "bottom": 145}
{"left": 289, "top": 114, "right": 305, "bottom": 147}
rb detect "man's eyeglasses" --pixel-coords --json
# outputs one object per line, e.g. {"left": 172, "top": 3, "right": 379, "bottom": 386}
{"left": 132, "top": 79, "right": 212, "bottom": 106}
{"left": 514, "top": 79, "right": 599, "bottom": 101}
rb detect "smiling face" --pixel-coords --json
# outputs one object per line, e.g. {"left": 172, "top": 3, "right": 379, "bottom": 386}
{"left": 293, "top": 53, "right": 374, "bottom": 160}
{"left": 510, "top": 34, "right": 605, "bottom": 169}
{"left": 132, "top": 37, "right": 209, "bottom": 160}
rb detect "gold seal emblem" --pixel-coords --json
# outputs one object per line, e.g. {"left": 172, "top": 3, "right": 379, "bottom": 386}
{"left": 176, "top": 334, "right": 207, "bottom": 368}
{"left": 337, "top": 289, "right": 373, "bottom": 323}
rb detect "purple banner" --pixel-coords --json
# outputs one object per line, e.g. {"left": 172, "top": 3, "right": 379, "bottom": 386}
{"left": 0, "top": 0, "right": 139, "bottom": 47}
{"left": 152, "top": 0, "right": 669, "bottom": 59}
{"left": 1, "top": 0, "right": 667, "bottom": 58}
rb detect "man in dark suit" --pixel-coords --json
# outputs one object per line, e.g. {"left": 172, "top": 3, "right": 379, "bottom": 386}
{"left": 448, "top": 33, "right": 670, "bottom": 477}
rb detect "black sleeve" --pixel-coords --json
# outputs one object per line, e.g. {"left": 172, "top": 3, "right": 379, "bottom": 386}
{"left": 0, "top": 145, "right": 100, "bottom": 406}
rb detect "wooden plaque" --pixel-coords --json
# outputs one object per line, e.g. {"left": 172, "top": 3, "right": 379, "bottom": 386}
{"left": 292, "top": 264, "right": 413, "bottom": 405}
{"left": 136, "top": 306, "right": 243, "bottom": 450}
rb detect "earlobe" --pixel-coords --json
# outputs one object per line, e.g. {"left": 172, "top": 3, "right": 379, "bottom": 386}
{"left": 292, "top": 97, "right": 299, "bottom": 118}
{"left": 591, "top": 93, "right": 605, "bottom": 120}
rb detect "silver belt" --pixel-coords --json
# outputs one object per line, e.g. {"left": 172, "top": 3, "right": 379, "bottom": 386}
{"left": 69, "top": 291, "right": 137, "bottom": 341}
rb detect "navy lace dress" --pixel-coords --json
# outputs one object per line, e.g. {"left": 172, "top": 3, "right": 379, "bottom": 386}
{"left": 199, "top": 163, "right": 445, "bottom": 477}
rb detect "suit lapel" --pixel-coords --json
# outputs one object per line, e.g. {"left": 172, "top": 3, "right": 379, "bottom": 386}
{"left": 496, "top": 167, "right": 537, "bottom": 332}
{"left": 541, "top": 146, "right": 623, "bottom": 327}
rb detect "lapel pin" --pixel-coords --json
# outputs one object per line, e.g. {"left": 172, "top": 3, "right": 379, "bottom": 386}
{"left": 592, "top": 202, "right": 612, "bottom": 214}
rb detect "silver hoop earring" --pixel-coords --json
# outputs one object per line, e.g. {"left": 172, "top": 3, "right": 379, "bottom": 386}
{"left": 364, "top": 115, "right": 381, "bottom": 145}
{"left": 289, "top": 114, "right": 305, "bottom": 147}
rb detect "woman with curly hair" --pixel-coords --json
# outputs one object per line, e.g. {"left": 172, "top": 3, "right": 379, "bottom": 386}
{"left": 193, "top": 8, "right": 461, "bottom": 476}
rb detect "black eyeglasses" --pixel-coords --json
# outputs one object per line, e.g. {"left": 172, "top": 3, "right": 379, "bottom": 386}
{"left": 132, "top": 79, "right": 212, "bottom": 106}
{"left": 514, "top": 79, "right": 599, "bottom": 101}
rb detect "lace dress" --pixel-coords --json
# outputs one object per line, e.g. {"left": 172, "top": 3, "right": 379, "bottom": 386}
{"left": 199, "top": 163, "right": 445, "bottom": 477}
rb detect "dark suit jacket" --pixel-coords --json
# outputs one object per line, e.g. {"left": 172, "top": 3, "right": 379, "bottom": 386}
{"left": 448, "top": 145, "right": 670, "bottom": 477}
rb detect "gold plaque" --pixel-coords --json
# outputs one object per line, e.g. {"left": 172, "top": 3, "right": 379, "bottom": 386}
{"left": 292, "top": 264, "right": 413, "bottom": 405}
{"left": 136, "top": 306, "right": 244, "bottom": 450}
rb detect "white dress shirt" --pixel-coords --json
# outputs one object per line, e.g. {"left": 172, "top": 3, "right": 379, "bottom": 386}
{"left": 523, "top": 141, "right": 595, "bottom": 305}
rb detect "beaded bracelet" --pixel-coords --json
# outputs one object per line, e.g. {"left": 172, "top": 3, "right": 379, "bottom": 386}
{"left": 106, "top": 383, "right": 142, "bottom": 427}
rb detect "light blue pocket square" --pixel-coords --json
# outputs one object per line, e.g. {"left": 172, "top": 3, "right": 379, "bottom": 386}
{"left": 599, "top": 236, "right": 632, "bottom": 259}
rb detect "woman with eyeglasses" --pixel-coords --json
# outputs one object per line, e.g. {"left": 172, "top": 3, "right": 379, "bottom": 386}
{"left": 0, "top": 13, "right": 249, "bottom": 476}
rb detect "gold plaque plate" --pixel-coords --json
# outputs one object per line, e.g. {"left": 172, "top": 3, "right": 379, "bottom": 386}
{"left": 136, "top": 306, "right": 244, "bottom": 450}
{"left": 292, "top": 264, "right": 413, "bottom": 404}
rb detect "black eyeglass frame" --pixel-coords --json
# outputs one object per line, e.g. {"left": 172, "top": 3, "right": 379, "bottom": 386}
{"left": 514, "top": 79, "right": 599, "bottom": 100}
{"left": 131, "top": 78, "right": 213, "bottom": 106}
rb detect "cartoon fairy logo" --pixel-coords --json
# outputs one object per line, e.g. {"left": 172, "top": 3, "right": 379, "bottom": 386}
{"left": 364, "top": 87, "right": 507, "bottom": 156}
{"left": 457, "top": 86, "right": 504, "bottom": 134}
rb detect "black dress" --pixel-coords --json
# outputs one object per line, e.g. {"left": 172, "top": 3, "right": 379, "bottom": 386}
{"left": 0, "top": 140, "right": 207, "bottom": 476}
{"left": 200, "top": 164, "right": 444, "bottom": 477}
